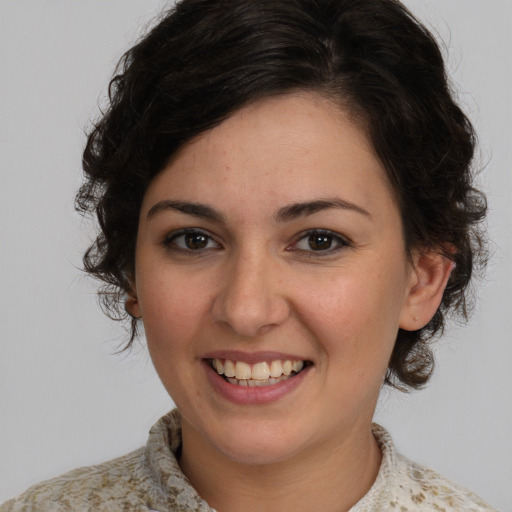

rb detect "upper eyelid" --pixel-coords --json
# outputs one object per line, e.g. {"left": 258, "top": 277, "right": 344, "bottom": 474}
{"left": 292, "top": 229, "right": 351, "bottom": 246}
{"left": 163, "top": 228, "right": 222, "bottom": 246}
{"left": 162, "top": 227, "right": 350, "bottom": 250}
{"left": 284, "top": 230, "right": 351, "bottom": 257}
{"left": 164, "top": 227, "right": 216, "bottom": 238}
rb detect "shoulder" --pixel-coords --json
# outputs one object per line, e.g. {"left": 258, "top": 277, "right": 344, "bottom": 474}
{"left": 0, "top": 410, "right": 210, "bottom": 512}
{"left": 392, "top": 452, "right": 497, "bottom": 511}
{"left": 353, "top": 424, "right": 497, "bottom": 512}
{"left": 0, "top": 448, "right": 153, "bottom": 512}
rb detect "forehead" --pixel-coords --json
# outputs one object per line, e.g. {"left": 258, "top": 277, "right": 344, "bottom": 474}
{"left": 142, "top": 92, "right": 395, "bottom": 218}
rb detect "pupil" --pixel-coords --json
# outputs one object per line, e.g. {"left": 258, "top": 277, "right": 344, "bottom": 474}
{"left": 309, "top": 234, "right": 332, "bottom": 251}
{"left": 185, "top": 233, "right": 208, "bottom": 249}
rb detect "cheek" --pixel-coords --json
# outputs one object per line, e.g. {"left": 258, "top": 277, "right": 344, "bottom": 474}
{"left": 138, "top": 270, "right": 212, "bottom": 352}
{"left": 296, "top": 265, "right": 404, "bottom": 357}
{"left": 138, "top": 275, "right": 211, "bottom": 403}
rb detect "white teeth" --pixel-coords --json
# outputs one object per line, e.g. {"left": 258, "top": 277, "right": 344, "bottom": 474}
{"left": 269, "top": 360, "right": 283, "bottom": 378}
{"left": 224, "top": 360, "right": 236, "bottom": 378}
{"left": 292, "top": 361, "right": 304, "bottom": 373}
{"left": 252, "top": 362, "right": 270, "bottom": 380}
{"left": 235, "top": 361, "right": 252, "bottom": 380}
{"left": 213, "top": 359, "right": 224, "bottom": 375}
{"left": 226, "top": 375, "right": 289, "bottom": 386}
{"left": 211, "top": 358, "right": 306, "bottom": 384}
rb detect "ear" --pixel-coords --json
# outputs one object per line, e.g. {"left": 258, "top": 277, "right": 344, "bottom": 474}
{"left": 125, "top": 286, "right": 141, "bottom": 319}
{"left": 399, "top": 249, "right": 454, "bottom": 331}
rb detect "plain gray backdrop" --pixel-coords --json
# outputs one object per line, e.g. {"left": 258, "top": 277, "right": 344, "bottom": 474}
{"left": 0, "top": 1, "right": 510, "bottom": 510}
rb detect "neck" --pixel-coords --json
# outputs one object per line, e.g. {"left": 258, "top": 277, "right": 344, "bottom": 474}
{"left": 179, "top": 420, "right": 381, "bottom": 512}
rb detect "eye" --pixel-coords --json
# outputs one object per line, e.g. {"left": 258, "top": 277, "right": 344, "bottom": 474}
{"left": 291, "top": 229, "right": 349, "bottom": 254}
{"left": 163, "top": 229, "right": 221, "bottom": 252}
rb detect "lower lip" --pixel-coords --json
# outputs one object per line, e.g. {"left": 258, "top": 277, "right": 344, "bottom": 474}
{"left": 203, "top": 360, "right": 311, "bottom": 405}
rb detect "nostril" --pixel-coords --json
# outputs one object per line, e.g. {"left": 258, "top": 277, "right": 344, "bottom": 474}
{"left": 211, "top": 291, "right": 290, "bottom": 338}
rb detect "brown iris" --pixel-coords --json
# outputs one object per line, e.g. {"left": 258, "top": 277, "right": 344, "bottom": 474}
{"left": 308, "top": 233, "right": 333, "bottom": 251}
{"left": 185, "top": 233, "right": 209, "bottom": 250}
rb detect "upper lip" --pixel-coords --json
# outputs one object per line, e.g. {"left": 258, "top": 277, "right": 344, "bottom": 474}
{"left": 201, "top": 350, "right": 310, "bottom": 364}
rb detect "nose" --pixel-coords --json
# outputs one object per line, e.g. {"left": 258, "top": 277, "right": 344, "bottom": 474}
{"left": 211, "top": 251, "right": 291, "bottom": 338}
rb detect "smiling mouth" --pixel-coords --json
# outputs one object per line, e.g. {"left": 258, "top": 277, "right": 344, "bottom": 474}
{"left": 209, "top": 358, "right": 309, "bottom": 387}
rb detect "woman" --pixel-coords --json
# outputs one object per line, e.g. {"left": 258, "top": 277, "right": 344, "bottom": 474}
{"left": 0, "top": 0, "right": 495, "bottom": 510}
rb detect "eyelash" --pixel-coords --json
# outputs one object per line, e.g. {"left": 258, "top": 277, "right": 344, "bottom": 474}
{"left": 288, "top": 229, "right": 351, "bottom": 257}
{"left": 162, "top": 228, "right": 350, "bottom": 257}
{"left": 162, "top": 228, "right": 221, "bottom": 255}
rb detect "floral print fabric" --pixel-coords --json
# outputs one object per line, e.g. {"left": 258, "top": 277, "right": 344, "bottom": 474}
{"left": 0, "top": 409, "right": 496, "bottom": 511}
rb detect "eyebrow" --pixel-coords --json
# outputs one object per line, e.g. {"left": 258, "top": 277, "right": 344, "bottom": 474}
{"left": 146, "top": 197, "right": 371, "bottom": 223}
{"left": 146, "top": 200, "right": 225, "bottom": 223}
{"left": 274, "top": 198, "right": 371, "bottom": 222}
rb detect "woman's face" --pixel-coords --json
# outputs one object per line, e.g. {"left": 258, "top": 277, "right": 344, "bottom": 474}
{"left": 131, "top": 93, "right": 418, "bottom": 465}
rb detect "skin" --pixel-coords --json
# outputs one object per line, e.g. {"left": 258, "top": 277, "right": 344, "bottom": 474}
{"left": 128, "top": 93, "right": 452, "bottom": 512}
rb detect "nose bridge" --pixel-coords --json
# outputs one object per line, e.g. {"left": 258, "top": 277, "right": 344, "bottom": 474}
{"left": 212, "top": 245, "right": 289, "bottom": 337}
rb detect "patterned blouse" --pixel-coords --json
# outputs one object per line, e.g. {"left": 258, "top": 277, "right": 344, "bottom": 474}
{"left": 0, "top": 409, "right": 496, "bottom": 511}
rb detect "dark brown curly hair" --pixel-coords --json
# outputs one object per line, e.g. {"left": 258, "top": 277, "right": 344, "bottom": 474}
{"left": 77, "top": 0, "right": 487, "bottom": 391}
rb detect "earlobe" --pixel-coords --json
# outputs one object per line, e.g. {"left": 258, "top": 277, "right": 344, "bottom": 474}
{"left": 399, "top": 250, "right": 454, "bottom": 331}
